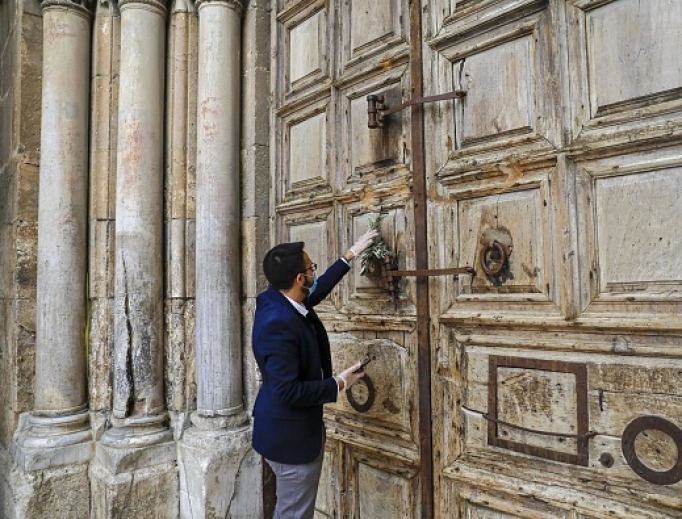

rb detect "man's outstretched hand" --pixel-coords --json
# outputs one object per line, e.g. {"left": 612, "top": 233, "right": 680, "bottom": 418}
{"left": 349, "top": 229, "right": 379, "bottom": 258}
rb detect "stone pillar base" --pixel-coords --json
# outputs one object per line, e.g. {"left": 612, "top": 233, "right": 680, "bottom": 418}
{"left": 90, "top": 461, "right": 179, "bottom": 519}
{"left": 96, "top": 439, "right": 176, "bottom": 474}
{"left": 1, "top": 444, "right": 90, "bottom": 519}
{"left": 96, "top": 413, "right": 176, "bottom": 474}
{"left": 13, "top": 411, "right": 93, "bottom": 471}
{"left": 91, "top": 425, "right": 179, "bottom": 518}
{"left": 178, "top": 424, "right": 262, "bottom": 519}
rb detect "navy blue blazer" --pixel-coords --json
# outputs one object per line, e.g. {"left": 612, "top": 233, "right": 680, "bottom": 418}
{"left": 251, "top": 259, "right": 350, "bottom": 464}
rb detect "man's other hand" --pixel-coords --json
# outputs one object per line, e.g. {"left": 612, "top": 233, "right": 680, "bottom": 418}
{"left": 336, "top": 361, "right": 366, "bottom": 390}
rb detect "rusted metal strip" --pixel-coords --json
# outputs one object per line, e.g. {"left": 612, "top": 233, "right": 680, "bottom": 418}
{"left": 389, "top": 267, "right": 475, "bottom": 277}
{"left": 479, "top": 413, "right": 597, "bottom": 440}
{"left": 409, "top": 0, "right": 434, "bottom": 517}
{"left": 381, "top": 90, "right": 467, "bottom": 117}
{"left": 367, "top": 90, "right": 467, "bottom": 127}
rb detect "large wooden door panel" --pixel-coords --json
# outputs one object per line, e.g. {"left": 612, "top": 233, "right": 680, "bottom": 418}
{"left": 566, "top": 0, "right": 682, "bottom": 147}
{"left": 280, "top": 98, "right": 332, "bottom": 197}
{"left": 425, "top": 0, "right": 682, "bottom": 518}
{"left": 345, "top": 450, "right": 420, "bottom": 519}
{"left": 574, "top": 146, "right": 682, "bottom": 322}
{"left": 435, "top": 159, "right": 574, "bottom": 323}
{"left": 272, "top": 0, "right": 423, "bottom": 517}
{"left": 326, "top": 335, "right": 417, "bottom": 456}
{"left": 337, "top": 75, "right": 409, "bottom": 185}
{"left": 430, "top": 0, "right": 563, "bottom": 174}
{"left": 437, "top": 335, "right": 682, "bottom": 517}
{"left": 276, "top": 0, "right": 331, "bottom": 106}
{"left": 450, "top": 484, "right": 573, "bottom": 519}
{"left": 338, "top": 0, "right": 409, "bottom": 76}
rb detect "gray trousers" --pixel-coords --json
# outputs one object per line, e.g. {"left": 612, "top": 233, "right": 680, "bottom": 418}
{"left": 265, "top": 437, "right": 325, "bottom": 519}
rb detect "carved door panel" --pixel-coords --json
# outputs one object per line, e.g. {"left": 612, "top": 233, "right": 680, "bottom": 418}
{"left": 426, "top": 1, "right": 682, "bottom": 518}
{"left": 272, "top": 1, "right": 422, "bottom": 517}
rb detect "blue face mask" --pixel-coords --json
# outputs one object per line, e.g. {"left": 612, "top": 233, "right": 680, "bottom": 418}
{"left": 304, "top": 272, "right": 318, "bottom": 296}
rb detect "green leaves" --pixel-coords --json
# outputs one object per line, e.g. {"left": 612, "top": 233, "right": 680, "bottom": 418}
{"left": 359, "top": 212, "right": 397, "bottom": 277}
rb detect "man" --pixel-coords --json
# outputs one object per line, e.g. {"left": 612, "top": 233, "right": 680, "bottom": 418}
{"left": 252, "top": 230, "right": 378, "bottom": 518}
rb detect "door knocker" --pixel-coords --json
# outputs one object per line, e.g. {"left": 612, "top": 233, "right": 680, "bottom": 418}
{"left": 346, "top": 375, "right": 376, "bottom": 413}
{"left": 479, "top": 229, "right": 513, "bottom": 280}
{"left": 480, "top": 240, "right": 507, "bottom": 277}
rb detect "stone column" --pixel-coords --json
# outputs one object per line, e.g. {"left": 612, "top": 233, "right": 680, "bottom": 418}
{"left": 194, "top": 0, "right": 245, "bottom": 426}
{"left": 92, "top": 0, "right": 178, "bottom": 514}
{"left": 178, "top": 1, "right": 259, "bottom": 516}
{"left": 14, "top": 0, "right": 93, "bottom": 474}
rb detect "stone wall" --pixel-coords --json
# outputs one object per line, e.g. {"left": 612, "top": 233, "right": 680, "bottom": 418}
{"left": 0, "top": 0, "right": 271, "bottom": 516}
{"left": 0, "top": 1, "right": 42, "bottom": 516}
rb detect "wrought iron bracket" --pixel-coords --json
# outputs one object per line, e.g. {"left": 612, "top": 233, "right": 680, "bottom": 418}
{"left": 367, "top": 90, "right": 467, "bottom": 129}
{"left": 378, "top": 257, "right": 475, "bottom": 292}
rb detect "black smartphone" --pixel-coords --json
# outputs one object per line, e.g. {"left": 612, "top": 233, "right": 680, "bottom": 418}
{"left": 353, "top": 358, "right": 373, "bottom": 373}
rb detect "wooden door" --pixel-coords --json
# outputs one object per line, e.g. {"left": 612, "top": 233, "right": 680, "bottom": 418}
{"left": 271, "top": 0, "right": 424, "bottom": 517}
{"left": 272, "top": 0, "right": 682, "bottom": 518}
{"left": 425, "top": 1, "right": 682, "bottom": 518}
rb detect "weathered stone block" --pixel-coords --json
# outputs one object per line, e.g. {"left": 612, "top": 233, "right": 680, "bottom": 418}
{"left": 15, "top": 434, "right": 93, "bottom": 471}
{"left": 241, "top": 65, "right": 270, "bottom": 147}
{"left": 0, "top": 222, "right": 13, "bottom": 294}
{"left": 241, "top": 299, "right": 260, "bottom": 413}
{"left": 178, "top": 426, "right": 261, "bottom": 519}
{"left": 0, "top": 0, "right": 18, "bottom": 101}
{"left": 89, "top": 146, "right": 114, "bottom": 221}
{"left": 240, "top": 143, "right": 270, "bottom": 216}
{"left": 91, "top": 461, "right": 179, "bottom": 519}
{"left": 95, "top": 439, "right": 176, "bottom": 475}
{"left": 11, "top": 460, "right": 91, "bottom": 519}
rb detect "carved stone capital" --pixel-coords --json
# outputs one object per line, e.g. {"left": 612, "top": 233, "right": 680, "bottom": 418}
{"left": 196, "top": 0, "right": 242, "bottom": 15}
{"left": 118, "top": 0, "right": 167, "bottom": 14}
{"left": 41, "top": 0, "right": 92, "bottom": 16}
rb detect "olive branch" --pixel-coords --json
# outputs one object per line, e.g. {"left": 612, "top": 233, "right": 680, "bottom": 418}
{"left": 359, "top": 212, "right": 397, "bottom": 277}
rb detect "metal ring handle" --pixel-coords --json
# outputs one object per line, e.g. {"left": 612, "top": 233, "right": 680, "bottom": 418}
{"left": 622, "top": 416, "right": 682, "bottom": 485}
{"left": 346, "top": 375, "right": 376, "bottom": 413}
{"left": 480, "top": 240, "right": 506, "bottom": 277}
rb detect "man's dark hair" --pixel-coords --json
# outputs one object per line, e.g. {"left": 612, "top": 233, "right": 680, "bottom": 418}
{"left": 263, "top": 242, "right": 306, "bottom": 290}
